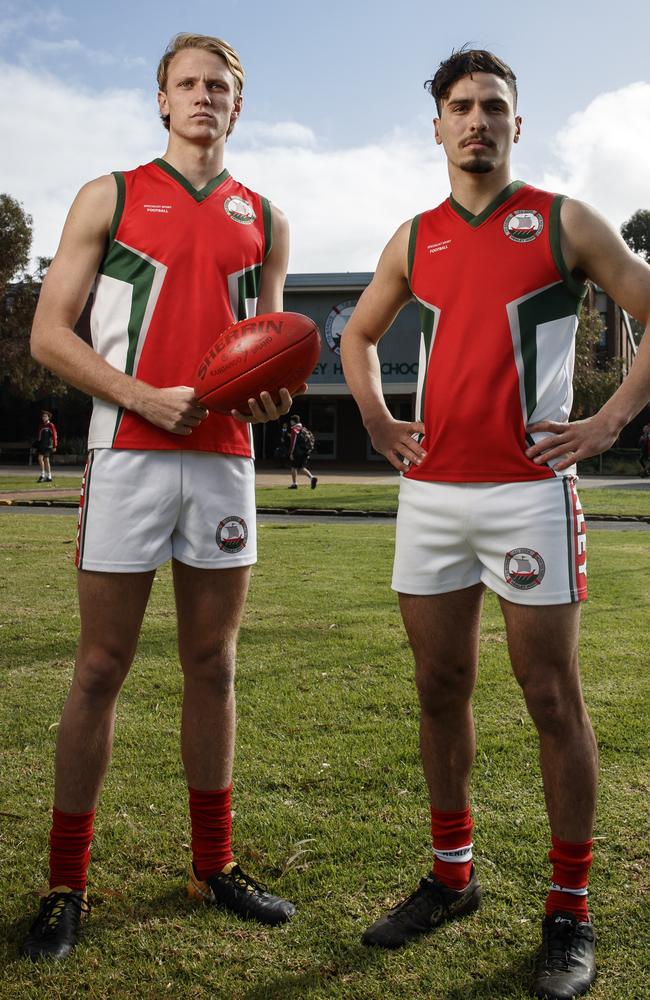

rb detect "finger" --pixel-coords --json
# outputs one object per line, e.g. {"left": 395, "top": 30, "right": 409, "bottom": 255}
{"left": 398, "top": 440, "right": 426, "bottom": 465}
{"left": 525, "top": 435, "right": 568, "bottom": 458}
{"left": 527, "top": 420, "right": 567, "bottom": 435}
{"left": 386, "top": 450, "right": 409, "bottom": 472}
{"left": 230, "top": 409, "right": 251, "bottom": 424}
{"left": 531, "top": 445, "right": 577, "bottom": 465}
{"left": 257, "top": 391, "right": 282, "bottom": 420}
{"left": 276, "top": 388, "right": 293, "bottom": 414}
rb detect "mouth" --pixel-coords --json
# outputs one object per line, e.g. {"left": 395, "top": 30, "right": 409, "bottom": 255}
{"left": 191, "top": 113, "right": 214, "bottom": 121}
{"left": 462, "top": 139, "right": 493, "bottom": 150}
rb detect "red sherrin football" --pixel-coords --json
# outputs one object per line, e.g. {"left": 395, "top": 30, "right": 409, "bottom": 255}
{"left": 194, "top": 312, "right": 321, "bottom": 414}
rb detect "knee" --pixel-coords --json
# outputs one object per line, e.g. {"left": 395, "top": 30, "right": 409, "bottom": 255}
{"left": 415, "top": 659, "right": 474, "bottom": 716}
{"left": 74, "top": 647, "right": 130, "bottom": 705}
{"left": 520, "top": 678, "right": 583, "bottom": 735}
{"left": 182, "top": 638, "right": 236, "bottom": 696}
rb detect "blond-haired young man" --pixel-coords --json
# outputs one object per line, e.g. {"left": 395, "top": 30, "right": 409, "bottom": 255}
{"left": 21, "top": 32, "right": 298, "bottom": 961}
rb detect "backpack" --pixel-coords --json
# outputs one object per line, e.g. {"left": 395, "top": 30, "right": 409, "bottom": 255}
{"left": 294, "top": 425, "right": 315, "bottom": 457}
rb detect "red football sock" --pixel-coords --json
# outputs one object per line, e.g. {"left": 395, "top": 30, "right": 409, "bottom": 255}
{"left": 48, "top": 807, "right": 96, "bottom": 891}
{"left": 188, "top": 784, "right": 234, "bottom": 880}
{"left": 430, "top": 806, "right": 473, "bottom": 891}
{"left": 545, "top": 835, "right": 593, "bottom": 921}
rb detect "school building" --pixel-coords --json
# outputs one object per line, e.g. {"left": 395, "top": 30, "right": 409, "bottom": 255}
{"left": 0, "top": 272, "right": 640, "bottom": 465}
{"left": 253, "top": 272, "right": 639, "bottom": 464}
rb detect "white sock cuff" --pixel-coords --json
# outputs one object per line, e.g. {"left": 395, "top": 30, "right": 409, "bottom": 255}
{"left": 434, "top": 842, "right": 473, "bottom": 864}
{"left": 550, "top": 882, "right": 588, "bottom": 897}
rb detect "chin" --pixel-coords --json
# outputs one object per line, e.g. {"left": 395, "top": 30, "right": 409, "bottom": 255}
{"left": 460, "top": 159, "right": 496, "bottom": 175}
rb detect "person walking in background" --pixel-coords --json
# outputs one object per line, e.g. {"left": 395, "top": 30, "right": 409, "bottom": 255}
{"left": 287, "top": 414, "right": 318, "bottom": 489}
{"left": 36, "top": 410, "right": 57, "bottom": 482}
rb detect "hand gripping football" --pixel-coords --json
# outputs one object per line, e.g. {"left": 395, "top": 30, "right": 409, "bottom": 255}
{"left": 194, "top": 312, "right": 321, "bottom": 414}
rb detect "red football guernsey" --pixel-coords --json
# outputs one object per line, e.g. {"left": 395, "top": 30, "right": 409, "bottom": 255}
{"left": 87, "top": 159, "right": 272, "bottom": 455}
{"left": 406, "top": 181, "right": 586, "bottom": 482}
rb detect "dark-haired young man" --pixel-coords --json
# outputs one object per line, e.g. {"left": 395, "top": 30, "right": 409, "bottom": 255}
{"left": 21, "top": 32, "right": 299, "bottom": 962}
{"left": 341, "top": 48, "right": 650, "bottom": 999}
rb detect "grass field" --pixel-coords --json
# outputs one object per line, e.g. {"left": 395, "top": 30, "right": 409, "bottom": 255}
{"left": 1, "top": 473, "right": 649, "bottom": 518}
{"left": 0, "top": 514, "right": 648, "bottom": 999}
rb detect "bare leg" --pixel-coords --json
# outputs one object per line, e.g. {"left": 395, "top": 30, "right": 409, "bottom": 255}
{"left": 399, "top": 584, "right": 484, "bottom": 810}
{"left": 44, "top": 456, "right": 52, "bottom": 477}
{"left": 38, "top": 455, "right": 45, "bottom": 477}
{"left": 173, "top": 561, "right": 251, "bottom": 790}
{"left": 53, "top": 570, "right": 154, "bottom": 812}
{"left": 499, "top": 599, "right": 598, "bottom": 841}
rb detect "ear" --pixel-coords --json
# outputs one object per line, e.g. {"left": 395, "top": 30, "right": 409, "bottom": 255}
{"left": 230, "top": 93, "right": 243, "bottom": 124}
{"left": 513, "top": 115, "right": 522, "bottom": 144}
{"left": 433, "top": 117, "right": 442, "bottom": 146}
{"left": 157, "top": 89, "right": 168, "bottom": 119}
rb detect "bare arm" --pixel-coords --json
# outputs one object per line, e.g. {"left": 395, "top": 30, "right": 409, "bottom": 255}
{"left": 31, "top": 175, "right": 208, "bottom": 435}
{"left": 526, "top": 199, "right": 650, "bottom": 469}
{"left": 340, "top": 221, "right": 426, "bottom": 471}
{"left": 233, "top": 203, "right": 302, "bottom": 424}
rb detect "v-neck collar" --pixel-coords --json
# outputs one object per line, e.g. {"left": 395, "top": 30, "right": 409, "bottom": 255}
{"left": 153, "top": 158, "right": 230, "bottom": 203}
{"left": 449, "top": 180, "right": 525, "bottom": 228}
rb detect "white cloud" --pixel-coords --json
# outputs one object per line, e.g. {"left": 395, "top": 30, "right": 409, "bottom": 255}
{"left": 534, "top": 82, "right": 650, "bottom": 222}
{"left": 229, "top": 139, "right": 447, "bottom": 271}
{"left": 236, "top": 120, "right": 317, "bottom": 149}
{"left": 0, "top": 62, "right": 161, "bottom": 259}
{"left": 1, "top": 62, "right": 649, "bottom": 274}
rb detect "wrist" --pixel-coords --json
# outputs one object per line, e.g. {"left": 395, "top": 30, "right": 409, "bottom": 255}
{"left": 363, "top": 406, "right": 392, "bottom": 435}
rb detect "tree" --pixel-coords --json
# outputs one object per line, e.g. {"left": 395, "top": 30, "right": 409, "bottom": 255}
{"left": 0, "top": 193, "right": 32, "bottom": 295}
{"left": 571, "top": 307, "right": 624, "bottom": 419}
{"left": 621, "top": 209, "right": 650, "bottom": 262}
{"left": 620, "top": 209, "right": 649, "bottom": 344}
{"left": 0, "top": 195, "right": 67, "bottom": 400}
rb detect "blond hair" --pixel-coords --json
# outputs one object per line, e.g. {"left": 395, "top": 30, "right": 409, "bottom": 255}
{"left": 157, "top": 33, "right": 244, "bottom": 134}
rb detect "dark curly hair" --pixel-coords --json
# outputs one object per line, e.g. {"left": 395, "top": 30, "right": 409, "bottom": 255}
{"left": 425, "top": 47, "right": 517, "bottom": 115}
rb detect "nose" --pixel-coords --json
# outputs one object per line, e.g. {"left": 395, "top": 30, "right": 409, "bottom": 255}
{"left": 194, "top": 82, "right": 211, "bottom": 104}
{"left": 468, "top": 106, "right": 489, "bottom": 132}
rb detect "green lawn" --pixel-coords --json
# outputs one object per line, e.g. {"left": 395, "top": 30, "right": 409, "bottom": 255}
{"left": 255, "top": 484, "right": 650, "bottom": 517}
{"left": 1, "top": 473, "right": 649, "bottom": 518}
{"left": 0, "top": 515, "right": 647, "bottom": 999}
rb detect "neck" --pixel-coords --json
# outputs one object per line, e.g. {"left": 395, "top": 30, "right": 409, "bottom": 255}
{"left": 448, "top": 163, "right": 513, "bottom": 216}
{"left": 161, "top": 135, "right": 226, "bottom": 189}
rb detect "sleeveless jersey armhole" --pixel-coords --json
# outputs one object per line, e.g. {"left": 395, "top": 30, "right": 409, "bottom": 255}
{"left": 407, "top": 215, "right": 421, "bottom": 291}
{"left": 261, "top": 197, "right": 272, "bottom": 260}
{"left": 108, "top": 172, "right": 126, "bottom": 243}
{"left": 550, "top": 195, "right": 587, "bottom": 300}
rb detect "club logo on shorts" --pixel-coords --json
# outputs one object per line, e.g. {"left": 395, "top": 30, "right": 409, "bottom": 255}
{"left": 216, "top": 515, "right": 248, "bottom": 553}
{"left": 224, "top": 196, "right": 256, "bottom": 224}
{"left": 504, "top": 548, "right": 546, "bottom": 590}
{"left": 503, "top": 210, "right": 544, "bottom": 243}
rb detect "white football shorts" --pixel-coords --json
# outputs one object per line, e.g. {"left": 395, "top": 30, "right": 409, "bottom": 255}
{"left": 75, "top": 450, "right": 256, "bottom": 572}
{"left": 392, "top": 476, "right": 587, "bottom": 605}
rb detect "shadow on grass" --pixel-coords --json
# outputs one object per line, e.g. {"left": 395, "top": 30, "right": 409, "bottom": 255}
{"left": 238, "top": 942, "right": 534, "bottom": 1000}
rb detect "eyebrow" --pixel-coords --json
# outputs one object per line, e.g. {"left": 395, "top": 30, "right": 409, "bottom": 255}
{"left": 447, "top": 96, "right": 509, "bottom": 108}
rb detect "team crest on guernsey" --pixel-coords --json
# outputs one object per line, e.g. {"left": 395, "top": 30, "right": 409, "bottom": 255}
{"left": 503, "top": 210, "right": 544, "bottom": 243}
{"left": 504, "top": 548, "right": 546, "bottom": 590}
{"left": 216, "top": 515, "right": 248, "bottom": 553}
{"left": 224, "top": 195, "right": 256, "bottom": 225}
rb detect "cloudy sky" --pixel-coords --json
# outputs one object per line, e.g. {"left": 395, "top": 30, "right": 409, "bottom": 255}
{"left": 1, "top": 0, "right": 649, "bottom": 273}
